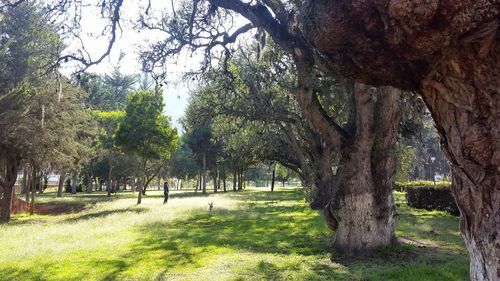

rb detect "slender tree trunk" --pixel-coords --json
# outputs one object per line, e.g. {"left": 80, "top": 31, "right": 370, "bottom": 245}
{"left": 30, "top": 167, "right": 36, "bottom": 215}
{"left": 238, "top": 170, "right": 243, "bottom": 190}
{"left": 271, "top": 166, "right": 276, "bottom": 192}
{"left": 213, "top": 170, "right": 218, "bottom": 193}
{"left": 20, "top": 168, "right": 27, "bottom": 195}
{"left": 57, "top": 174, "right": 65, "bottom": 197}
{"left": 233, "top": 172, "right": 237, "bottom": 191}
{"left": 223, "top": 172, "right": 227, "bottom": 192}
{"left": 25, "top": 170, "right": 30, "bottom": 203}
{"left": 137, "top": 177, "right": 144, "bottom": 205}
{"left": 419, "top": 39, "right": 500, "bottom": 280}
{"left": 157, "top": 177, "right": 161, "bottom": 190}
{"left": 202, "top": 152, "right": 207, "bottom": 194}
{"left": 217, "top": 170, "right": 221, "bottom": 191}
{"left": 107, "top": 178, "right": 111, "bottom": 196}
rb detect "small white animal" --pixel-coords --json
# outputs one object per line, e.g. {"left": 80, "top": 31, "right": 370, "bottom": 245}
{"left": 208, "top": 202, "right": 214, "bottom": 212}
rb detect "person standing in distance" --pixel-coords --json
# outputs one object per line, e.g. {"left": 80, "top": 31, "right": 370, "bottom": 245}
{"left": 163, "top": 179, "right": 169, "bottom": 204}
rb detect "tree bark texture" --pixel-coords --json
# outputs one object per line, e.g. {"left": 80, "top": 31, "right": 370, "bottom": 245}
{"left": 326, "top": 84, "right": 400, "bottom": 255}
{"left": 293, "top": 49, "right": 401, "bottom": 254}
{"left": 194, "top": 0, "right": 498, "bottom": 274}
{"left": 420, "top": 35, "right": 500, "bottom": 281}
{"left": 301, "top": 2, "right": 500, "bottom": 277}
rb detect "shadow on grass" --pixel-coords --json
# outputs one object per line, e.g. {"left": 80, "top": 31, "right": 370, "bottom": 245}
{"left": 1, "top": 189, "right": 468, "bottom": 281}
{"left": 62, "top": 207, "right": 148, "bottom": 223}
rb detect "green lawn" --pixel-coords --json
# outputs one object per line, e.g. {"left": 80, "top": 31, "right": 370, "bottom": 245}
{"left": 0, "top": 188, "right": 469, "bottom": 280}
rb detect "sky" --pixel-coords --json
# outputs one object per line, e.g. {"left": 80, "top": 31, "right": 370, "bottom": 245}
{"left": 59, "top": 0, "right": 191, "bottom": 134}
{"left": 58, "top": 0, "right": 252, "bottom": 134}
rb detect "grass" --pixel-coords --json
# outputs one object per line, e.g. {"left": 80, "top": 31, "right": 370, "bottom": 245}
{"left": 0, "top": 187, "right": 469, "bottom": 280}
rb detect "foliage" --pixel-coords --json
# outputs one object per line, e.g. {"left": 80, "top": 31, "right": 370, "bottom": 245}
{"left": 80, "top": 67, "right": 138, "bottom": 111}
{"left": 395, "top": 144, "right": 416, "bottom": 182}
{"left": 0, "top": 1, "right": 94, "bottom": 186}
{"left": 115, "top": 89, "right": 177, "bottom": 162}
{"left": 394, "top": 181, "right": 451, "bottom": 192}
{"left": 169, "top": 139, "right": 199, "bottom": 179}
{"left": 406, "top": 185, "right": 459, "bottom": 216}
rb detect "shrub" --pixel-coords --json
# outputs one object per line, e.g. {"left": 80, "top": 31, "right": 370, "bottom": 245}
{"left": 405, "top": 184, "right": 459, "bottom": 216}
{"left": 394, "top": 180, "right": 451, "bottom": 192}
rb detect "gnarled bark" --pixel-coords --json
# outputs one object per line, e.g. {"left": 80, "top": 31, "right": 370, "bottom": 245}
{"left": 296, "top": 51, "right": 400, "bottom": 254}
{"left": 420, "top": 35, "right": 500, "bottom": 281}
{"left": 326, "top": 84, "right": 400, "bottom": 254}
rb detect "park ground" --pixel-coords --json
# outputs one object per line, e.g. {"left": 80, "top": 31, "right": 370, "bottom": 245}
{"left": 0, "top": 187, "right": 468, "bottom": 281}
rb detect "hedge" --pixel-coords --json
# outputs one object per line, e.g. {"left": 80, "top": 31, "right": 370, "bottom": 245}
{"left": 405, "top": 184, "right": 460, "bottom": 216}
{"left": 394, "top": 181, "right": 451, "bottom": 192}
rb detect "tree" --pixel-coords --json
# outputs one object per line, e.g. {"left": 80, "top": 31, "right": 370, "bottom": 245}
{"left": 178, "top": 42, "right": 400, "bottom": 253}
{"left": 115, "top": 89, "right": 178, "bottom": 204}
{"left": 298, "top": 3, "right": 500, "bottom": 278}
{"left": 169, "top": 139, "right": 199, "bottom": 187}
{"left": 0, "top": 2, "right": 78, "bottom": 222}
{"left": 51, "top": 0, "right": 499, "bottom": 278}
{"left": 80, "top": 67, "right": 138, "bottom": 111}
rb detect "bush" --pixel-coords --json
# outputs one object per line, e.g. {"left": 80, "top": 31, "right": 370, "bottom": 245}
{"left": 405, "top": 184, "right": 459, "bottom": 216}
{"left": 64, "top": 179, "right": 83, "bottom": 193}
{"left": 394, "top": 180, "right": 451, "bottom": 192}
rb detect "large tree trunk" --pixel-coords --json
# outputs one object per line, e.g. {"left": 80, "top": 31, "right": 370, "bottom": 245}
{"left": 309, "top": 143, "right": 335, "bottom": 210}
{"left": 420, "top": 36, "right": 500, "bottom": 281}
{"left": 325, "top": 84, "right": 400, "bottom": 255}
{"left": 294, "top": 48, "right": 400, "bottom": 254}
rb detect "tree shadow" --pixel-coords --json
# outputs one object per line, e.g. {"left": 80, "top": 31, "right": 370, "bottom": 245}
{"left": 62, "top": 207, "right": 148, "bottom": 223}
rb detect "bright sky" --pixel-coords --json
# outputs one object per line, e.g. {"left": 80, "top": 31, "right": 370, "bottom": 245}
{"left": 59, "top": 0, "right": 191, "bottom": 134}
{"left": 59, "top": 1, "right": 251, "bottom": 134}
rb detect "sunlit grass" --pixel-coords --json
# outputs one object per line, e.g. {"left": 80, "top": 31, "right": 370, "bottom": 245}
{"left": 0, "top": 188, "right": 468, "bottom": 280}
